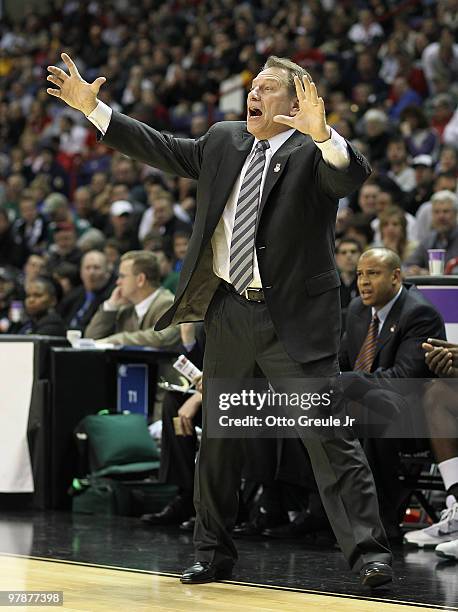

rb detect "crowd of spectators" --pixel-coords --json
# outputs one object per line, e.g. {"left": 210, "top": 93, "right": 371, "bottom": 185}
{"left": 0, "top": 0, "right": 457, "bottom": 335}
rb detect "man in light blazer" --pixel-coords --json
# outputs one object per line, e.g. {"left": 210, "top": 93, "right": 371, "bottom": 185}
{"left": 85, "top": 250, "right": 179, "bottom": 349}
{"left": 48, "top": 53, "right": 392, "bottom": 588}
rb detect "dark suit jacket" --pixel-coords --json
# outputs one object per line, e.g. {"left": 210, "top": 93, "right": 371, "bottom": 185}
{"left": 339, "top": 284, "right": 446, "bottom": 526}
{"left": 29, "top": 311, "right": 66, "bottom": 336}
{"left": 101, "top": 114, "right": 371, "bottom": 362}
{"left": 11, "top": 310, "right": 66, "bottom": 336}
{"left": 58, "top": 279, "right": 115, "bottom": 332}
{"left": 339, "top": 284, "right": 446, "bottom": 378}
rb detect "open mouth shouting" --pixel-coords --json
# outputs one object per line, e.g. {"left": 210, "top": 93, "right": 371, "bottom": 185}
{"left": 248, "top": 105, "right": 263, "bottom": 119}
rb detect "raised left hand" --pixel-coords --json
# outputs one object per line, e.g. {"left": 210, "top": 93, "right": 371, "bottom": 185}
{"left": 273, "top": 75, "right": 330, "bottom": 142}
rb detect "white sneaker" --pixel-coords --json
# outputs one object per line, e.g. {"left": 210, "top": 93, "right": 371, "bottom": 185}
{"left": 436, "top": 539, "right": 458, "bottom": 560}
{"left": 403, "top": 503, "right": 458, "bottom": 548}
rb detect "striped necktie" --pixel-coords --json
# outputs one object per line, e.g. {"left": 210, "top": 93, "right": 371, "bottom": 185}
{"left": 229, "top": 139, "right": 269, "bottom": 293}
{"left": 354, "top": 313, "right": 379, "bottom": 373}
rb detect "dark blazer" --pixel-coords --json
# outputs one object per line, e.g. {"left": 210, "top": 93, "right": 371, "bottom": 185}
{"left": 339, "top": 284, "right": 446, "bottom": 530}
{"left": 58, "top": 279, "right": 115, "bottom": 332}
{"left": 101, "top": 114, "right": 371, "bottom": 362}
{"left": 339, "top": 284, "right": 446, "bottom": 377}
{"left": 17, "top": 311, "right": 66, "bottom": 336}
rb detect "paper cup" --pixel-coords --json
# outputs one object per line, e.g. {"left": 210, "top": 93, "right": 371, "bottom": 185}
{"left": 66, "top": 329, "right": 82, "bottom": 347}
{"left": 428, "top": 249, "right": 446, "bottom": 275}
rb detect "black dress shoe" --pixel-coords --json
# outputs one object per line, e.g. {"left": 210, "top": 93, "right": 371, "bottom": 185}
{"left": 140, "top": 495, "right": 194, "bottom": 526}
{"left": 233, "top": 511, "right": 288, "bottom": 538}
{"left": 180, "top": 561, "right": 233, "bottom": 584}
{"left": 359, "top": 562, "right": 393, "bottom": 588}
{"left": 233, "top": 520, "right": 266, "bottom": 537}
{"left": 262, "top": 511, "right": 331, "bottom": 539}
{"left": 179, "top": 517, "right": 196, "bottom": 532}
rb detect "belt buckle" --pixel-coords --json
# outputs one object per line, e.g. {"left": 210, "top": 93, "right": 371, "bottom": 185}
{"left": 244, "top": 287, "right": 263, "bottom": 302}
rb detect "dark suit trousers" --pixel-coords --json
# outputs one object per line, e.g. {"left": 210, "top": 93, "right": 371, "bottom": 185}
{"left": 159, "top": 391, "right": 202, "bottom": 493}
{"left": 194, "top": 283, "right": 392, "bottom": 571}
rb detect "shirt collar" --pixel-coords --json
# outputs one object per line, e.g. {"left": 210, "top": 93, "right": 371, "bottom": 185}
{"left": 372, "top": 286, "right": 403, "bottom": 328}
{"left": 134, "top": 288, "right": 160, "bottom": 322}
{"left": 253, "top": 128, "right": 295, "bottom": 156}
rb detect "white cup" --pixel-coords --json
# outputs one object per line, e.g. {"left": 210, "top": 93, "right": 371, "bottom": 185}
{"left": 66, "top": 329, "right": 82, "bottom": 347}
{"left": 427, "top": 249, "right": 446, "bottom": 275}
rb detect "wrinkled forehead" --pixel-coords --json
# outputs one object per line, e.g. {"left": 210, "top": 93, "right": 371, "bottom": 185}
{"left": 251, "top": 67, "right": 290, "bottom": 89}
{"left": 83, "top": 253, "right": 105, "bottom": 269}
{"left": 433, "top": 199, "right": 455, "bottom": 210}
{"left": 357, "top": 254, "right": 386, "bottom": 270}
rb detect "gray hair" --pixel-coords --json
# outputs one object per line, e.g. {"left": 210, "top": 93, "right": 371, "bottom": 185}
{"left": 262, "top": 56, "right": 311, "bottom": 97}
{"left": 431, "top": 190, "right": 458, "bottom": 210}
{"left": 363, "top": 109, "right": 388, "bottom": 126}
{"left": 77, "top": 228, "right": 106, "bottom": 252}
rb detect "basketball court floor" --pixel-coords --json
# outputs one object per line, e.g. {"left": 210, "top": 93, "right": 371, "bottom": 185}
{"left": 0, "top": 511, "right": 457, "bottom": 611}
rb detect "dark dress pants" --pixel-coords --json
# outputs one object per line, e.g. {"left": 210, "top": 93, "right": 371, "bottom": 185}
{"left": 193, "top": 283, "right": 392, "bottom": 571}
{"left": 159, "top": 391, "right": 202, "bottom": 492}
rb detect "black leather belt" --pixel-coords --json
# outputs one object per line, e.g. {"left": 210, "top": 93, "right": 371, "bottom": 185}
{"left": 222, "top": 281, "right": 265, "bottom": 302}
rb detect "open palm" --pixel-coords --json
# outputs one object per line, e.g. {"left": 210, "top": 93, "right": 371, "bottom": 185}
{"left": 274, "top": 75, "right": 330, "bottom": 142}
{"left": 47, "top": 53, "right": 106, "bottom": 116}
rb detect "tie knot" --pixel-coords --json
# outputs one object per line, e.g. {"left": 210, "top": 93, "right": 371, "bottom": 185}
{"left": 257, "top": 140, "right": 269, "bottom": 151}
{"left": 372, "top": 313, "right": 379, "bottom": 325}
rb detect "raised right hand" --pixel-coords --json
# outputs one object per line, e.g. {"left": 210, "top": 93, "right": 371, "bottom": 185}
{"left": 46, "top": 53, "right": 106, "bottom": 116}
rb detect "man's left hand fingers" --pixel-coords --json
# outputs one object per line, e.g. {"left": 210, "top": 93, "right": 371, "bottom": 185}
{"left": 310, "top": 82, "right": 319, "bottom": 105}
{"left": 425, "top": 347, "right": 444, "bottom": 368}
{"left": 293, "top": 75, "right": 306, "bottom": 102}
{"left": 430, "top": 349, "right": 450, "bottom": 374}
{"left": 47, "top": 75, "right": 63, "bottom": 87}
{"left": 48, "top": 66, "right": 68, "bottom": 80}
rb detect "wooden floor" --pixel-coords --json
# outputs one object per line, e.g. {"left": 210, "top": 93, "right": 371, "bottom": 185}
{"left": 0, "top": 554, "right": 451, "bottom": 612}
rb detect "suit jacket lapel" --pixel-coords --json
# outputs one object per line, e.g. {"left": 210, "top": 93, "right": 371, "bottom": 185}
{"left": 352, "top": 305, "right": 372, "bottom": 365}
{"left": 203, "top": 128, "right": 253, "bottom": 241}
{"left": 204, "top": 128, "right": 305, "bottom": 240}
{"left": 123, "top": 306, "right": 139, "bottom": 332}
{"left": 374, "top": 288, "right": 406, "bottom": 360}
{"left": 256, "top": 131, "right": 305, "bottom": 230}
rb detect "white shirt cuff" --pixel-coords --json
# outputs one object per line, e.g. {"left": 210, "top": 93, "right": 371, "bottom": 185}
{"left": 183, "top": 340, "right": 197, "bottom": 352}
{"left": 314, "top": 127, "right": 350, "bottom": 169}
{"left": 86, "top": 100, "right": 112, "bottom": 135}
{"left": 103, "top": 300, "right": 120, "bottom": 312}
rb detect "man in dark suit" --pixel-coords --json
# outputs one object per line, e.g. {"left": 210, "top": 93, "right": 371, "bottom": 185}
{"left": 339, "top": 247, "right": 446, "bottom": 536}
{"left": 58, "top": 250, "right": 114, "bottom": 332}
{"left": 47, "top": 53, "right": 392, "bottom": 588}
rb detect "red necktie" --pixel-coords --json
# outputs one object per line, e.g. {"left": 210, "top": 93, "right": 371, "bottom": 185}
{"left": 354, "top": 313, "right": 379, "bottom": 373}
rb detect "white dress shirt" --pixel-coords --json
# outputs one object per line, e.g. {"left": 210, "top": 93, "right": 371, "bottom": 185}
{"left": 373, "top": 286, "right": 403, "bottom": 334}
{"left": 87, "top": 101, "right": 351, "bottom": 288}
